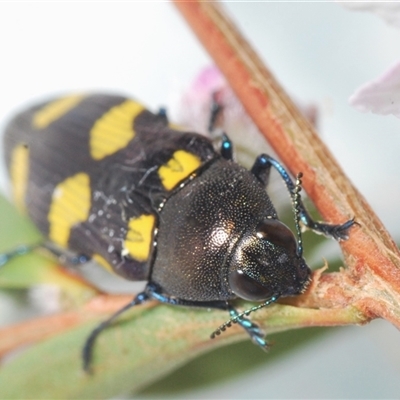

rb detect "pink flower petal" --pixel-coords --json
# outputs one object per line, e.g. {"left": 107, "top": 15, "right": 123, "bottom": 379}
{"left": 349, "top": 61, "right": 400, "bottom": 118}
{"left": 341, "top": 3, "right": 400, "bottom": 29}
{"left": 177, "top": 65, "right": 319, "bottom": 134}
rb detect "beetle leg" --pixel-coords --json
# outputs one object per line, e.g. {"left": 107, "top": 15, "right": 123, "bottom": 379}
{"left": 43, "top": 241, "right": 91, "bottom": 266}
{"left": 83, "top": 282, "right": 230, "bottom": 372}
{"left": 157, "top": 106, "right": 168, "bottom": 123}
{"left": 0, "top": 244, "right": 39, "bottom": 267}
{"left": 220, "top": 133, "right": 233, "bottom": 160}
{"left": 0, "top": 242, "right": 85, "bottom": 268}
{"left": 227, "top": 305, "right": 269, "bottom": 349}
{"left": 145, "top": 282, "right": 229, "bottom": 310}
{"left": 82, "top": 291, "right": 150, "bottom": 373}
{"left": 251, "top": 154, "right": 358, "bottom": 241}
{"left": 207, "top": 92, "right": 234, "bottom": 161}
{"left": 251, "top": 154, "right": 272, "bottom": 186}
{"left": 208, "top": 92, "right": 224, "bottom": 134}
{"left": 0, "top": 241, "right": 91, "bottom": 268}
{"left": 146, "top": 283, "right": 269, "bottom": 348}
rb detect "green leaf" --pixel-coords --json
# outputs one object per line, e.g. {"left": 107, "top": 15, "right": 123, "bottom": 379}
{"left": 0, "top": 304, "right": 236, "bottom": 399}
{"left": 0, "top": 193, "right": 43, "bottom": 250}
{"left": 139, "top": 327, "right": 326, "bottom": 396}
{"left": 0, "top": 192, "right": 47, "bottom": 289}
{"left": 0, "top": 298, "right": 359, "bottom": 399}
{"left": 0, "top": 193, "right": 98, "bottom": 304}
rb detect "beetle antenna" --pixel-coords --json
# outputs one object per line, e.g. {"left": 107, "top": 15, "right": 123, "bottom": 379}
{"left": 293, "top": 173, "right": 304, "bottom": 257}
{"left": 210, "top": 295, "right": 279, "bottom": 339}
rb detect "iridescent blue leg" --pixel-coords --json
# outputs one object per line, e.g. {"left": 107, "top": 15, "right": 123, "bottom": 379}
{"left": 157, "top": 107, "right": 168, "bottom": 124}
{"left": 227, "top": 305, "right": 269, "bottom": 349}
{"left": 82, "top": 292, "right": 149, "bottom": 373}
{"left": 208, "top": 92, "right": 224, "bottom": 134}
{"left": 0, "top": 241, "right": 91, "bottom": 271}
{"left": 251, "top": 154, "right": 272, "bottom": 186}
{"left": 0, "top": 244, "right": 36, "bottom": 267}
{"left": 207, "top": 93, "right": 234, "bottom": 161}
{"left": 43, "top": 242, "right": 90, "bottom": 266}
{"left": 251, "top": 154, "right": 357, "bottom": 241}
{"left": 147, "top": 283, "right": 271, "bottom": 348}
{"left": 82, "top": 282, "right": 230, "bottom": 372}
{"left": 146, "top": 282, "right": 228, "bottom": 310}
{"left": 220, "top": 133, "right": 233, "bottom": 160}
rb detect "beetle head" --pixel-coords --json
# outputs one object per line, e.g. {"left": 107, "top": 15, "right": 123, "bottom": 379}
{"left": 229, "top": 218, "right": 311, "bottom": 301}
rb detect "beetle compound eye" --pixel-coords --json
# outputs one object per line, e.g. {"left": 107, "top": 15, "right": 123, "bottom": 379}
{"left": 229, "top": 269, "right": 274, "bottom": 301}
{"left": 256, "top": 219, "right": 298, "bottom": 255}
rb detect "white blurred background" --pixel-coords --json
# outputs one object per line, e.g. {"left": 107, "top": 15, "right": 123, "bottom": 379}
{"left": 0, "top": 2, "right": 399, "bottom": 398}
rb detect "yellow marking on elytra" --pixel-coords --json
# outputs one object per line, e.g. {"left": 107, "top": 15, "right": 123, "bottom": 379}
{"left": 158, "top": 150, "right": 201, "bottom": 191}
{"left": 33, "top": 94, "right": 85, "bottom": 129}
{"left": 48, "top": 173, "right": 91, "bottom": 247}
{"left": 93, "top": 254, "right": 114, "bottom": 273}
{"left": 89, "top": 100, "right": 144, "bottom": 160}
{"left": 124, "top": 214, "right": 155, "bottom": 262}
{"left": 10, "top": 143, "right": 29, "bottom": 212}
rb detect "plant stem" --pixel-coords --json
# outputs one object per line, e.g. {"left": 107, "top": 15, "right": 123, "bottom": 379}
{"left": 0, "top": 294, "right": 141, "bottom": 358}
{"left": 173, "top": 1, "right": 400, "bottom": 325}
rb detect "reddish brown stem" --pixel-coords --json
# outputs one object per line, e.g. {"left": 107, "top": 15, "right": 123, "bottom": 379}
{"left": 0, "top": 295, "right": 145, "bottom": 358}
{"left": 173, "top": 1, "right": 400, "bottom": 326}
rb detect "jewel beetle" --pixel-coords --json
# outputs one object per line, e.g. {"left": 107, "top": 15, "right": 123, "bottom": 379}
{"left": 2, "top": 93, "right": 356, "bottom": 370}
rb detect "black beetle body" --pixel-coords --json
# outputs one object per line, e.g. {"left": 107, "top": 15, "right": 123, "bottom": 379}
{"left": 2, "top": 93, "right": 355, "bottom": 370}
{"left": 153, "top": 158, "right": 309, "bottom": 302}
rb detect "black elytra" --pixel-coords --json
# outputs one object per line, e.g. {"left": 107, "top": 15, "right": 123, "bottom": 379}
{"left": 1, "top": 94, "right": 357, "bottom": 371}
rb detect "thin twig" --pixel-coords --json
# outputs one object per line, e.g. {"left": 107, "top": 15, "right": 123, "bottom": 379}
{"left": 0, "top": 294, "right": 139, "bottom": 358}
